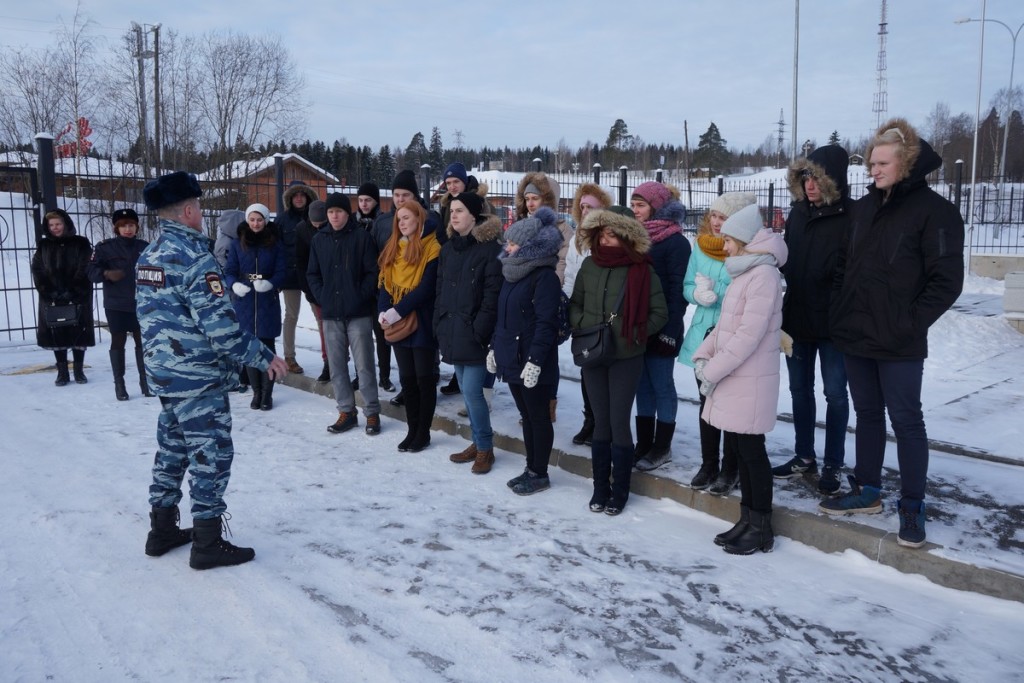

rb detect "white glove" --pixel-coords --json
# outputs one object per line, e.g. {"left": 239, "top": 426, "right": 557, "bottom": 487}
{"left": 694, "top": 288, "right": 717, "bottom": 307}
{"left": 520, "top": 362, "right": 541, "bottom": 388}
{"left": 231, "top": 282, "right": 252, "bottom": 297}
{"left": 699, "top": 378, "right": 717, "bottom": 397}
{"left": 381, "top": 307, "right": 401, "bottom": 325}
{"left": 253, "top": 279, "right": 274, "bottom": 293}
{"left": 694, "top": 274, "right": 717, "bottom": 306}
{"left": 693, "top": 358, "right": 708, "bottom": 382}
{"left": 486, "top": 349, "right": 497, "bottom": 374}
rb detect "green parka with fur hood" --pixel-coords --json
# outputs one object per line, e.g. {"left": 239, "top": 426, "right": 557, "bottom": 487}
{"left": 569, "top": 209, "right": 667, "bottom": 360}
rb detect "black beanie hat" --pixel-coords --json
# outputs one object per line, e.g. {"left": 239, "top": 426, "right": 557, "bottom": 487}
{"left": 357, "top": 182, "right": 380, "bottom": 204}
{"left": 392, "top": 170, "right": 419, "bottom": 195}
{"left": 452, "top": 192, "right": 484, "bottom": 221}
{"left": 325, "top": 193, "right": 351, "bottom": 214}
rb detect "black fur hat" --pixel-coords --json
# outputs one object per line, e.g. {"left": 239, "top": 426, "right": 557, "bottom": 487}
{"left": 143, "top": 172, "right": 202, "bottom": 210}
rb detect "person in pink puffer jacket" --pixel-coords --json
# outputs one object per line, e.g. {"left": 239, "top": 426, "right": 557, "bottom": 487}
{"left": 692, "top": 203, "right": 787, "bottom": 556}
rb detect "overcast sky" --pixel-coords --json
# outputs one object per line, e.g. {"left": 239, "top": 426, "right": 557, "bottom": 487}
{"left": 2, "top": 0, "right": 1021, "bottom": 156}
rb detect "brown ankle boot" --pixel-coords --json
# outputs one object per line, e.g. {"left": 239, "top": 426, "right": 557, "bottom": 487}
{"left": 449, "top": 443, "right": 478, "bottom": 463}
{"left": 471, "top": 449, "right": 495, "bottom": 474}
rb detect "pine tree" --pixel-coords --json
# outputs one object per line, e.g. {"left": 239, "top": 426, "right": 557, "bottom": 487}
{"left": 405, "top": 132, "right": 426, "bottom": 168}
{"left": 378, "top": 145, "right": 396, "bottom": 187}
{"left": 693, "top": 122, "right": 730, "bottom": 176}
{"left": 428, "top": 127, "right": 444, "bottom": 170}
{"left": 829, "top": 130, "right": 841, "bottom": 145}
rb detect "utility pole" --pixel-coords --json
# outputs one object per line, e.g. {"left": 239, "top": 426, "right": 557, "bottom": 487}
{"left": 152, "top": 24, "right": 161, "bottom": 172}
{"left": 791, "top": 0, "right": 800, "bottom": 161}
{"left": 132, "top": 22, "right": 149, "bottom": 175}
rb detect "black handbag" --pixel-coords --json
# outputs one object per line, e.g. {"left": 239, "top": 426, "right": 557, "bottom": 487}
{"left": 571, "top": 286, "right": 626, "bottom": 368}
{"left": 44, "top": 303, "right": 80, "bottom": 328}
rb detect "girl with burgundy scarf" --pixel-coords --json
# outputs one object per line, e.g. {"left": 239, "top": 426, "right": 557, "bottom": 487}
{"left": 629, "top": 182, "right": 691, "bottom": 473}
{"left": 569, "top": 207, "right": 667, "bottom": 516}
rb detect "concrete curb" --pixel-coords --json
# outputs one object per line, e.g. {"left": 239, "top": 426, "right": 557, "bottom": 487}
{"left": 280, "top": 373, "right": 1024, "bottom": 604}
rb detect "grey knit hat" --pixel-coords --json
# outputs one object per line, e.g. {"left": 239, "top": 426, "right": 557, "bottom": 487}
{"left": 720, "top": 204, "right": 764, "bottom": 244}
{"left": 710, "top": 192, "right": 757, "bottom": 218}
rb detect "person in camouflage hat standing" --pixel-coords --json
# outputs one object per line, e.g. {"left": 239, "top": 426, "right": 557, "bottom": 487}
{"left": 136, "top": 171, "right": 288, "bottom": 570}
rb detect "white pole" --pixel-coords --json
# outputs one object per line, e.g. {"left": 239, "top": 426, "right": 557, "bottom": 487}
{"left": 967, "top": 0, "right": 988, "bottom": 277}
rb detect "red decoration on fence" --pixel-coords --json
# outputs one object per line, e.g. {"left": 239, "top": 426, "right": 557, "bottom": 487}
{"left": 54, "top": 118, "right": 93, "bottom": 158}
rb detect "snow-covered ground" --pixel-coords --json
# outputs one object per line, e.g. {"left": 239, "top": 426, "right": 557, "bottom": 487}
{"left": 2, "top": 272, "right": 1023, "bottom": 681}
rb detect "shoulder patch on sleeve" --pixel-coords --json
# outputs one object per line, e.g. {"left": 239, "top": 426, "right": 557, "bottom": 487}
{"left": 137, "top": 266, "right": 165, "bottom": 287}
{"left": 205, "top": 272, "right": 225, "bottom": 297}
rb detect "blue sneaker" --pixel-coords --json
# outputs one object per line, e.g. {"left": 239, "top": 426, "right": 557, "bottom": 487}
{"left": 819, "top": 475, "right": 882, "bottom": 515}
{"left": 897, "top": 498, "right": 927, "bottom": 548}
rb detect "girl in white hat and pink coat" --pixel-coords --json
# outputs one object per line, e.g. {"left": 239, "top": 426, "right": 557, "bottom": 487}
{"left": 692, "top": 203, "right": 787, "bottom": 555}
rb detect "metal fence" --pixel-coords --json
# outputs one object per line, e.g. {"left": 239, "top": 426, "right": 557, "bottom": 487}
{"left": 3, "top": 145, "right": 1023, "bottom": 342}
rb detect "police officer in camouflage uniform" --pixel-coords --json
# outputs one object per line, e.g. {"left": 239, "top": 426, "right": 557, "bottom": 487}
{"left": 136, "top": 171, "right": 288, "bottom": 570}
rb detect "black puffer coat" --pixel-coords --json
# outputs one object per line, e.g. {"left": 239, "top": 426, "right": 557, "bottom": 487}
{"left": 32, "top": 209, "right": 96, "bottom": 349}
{"left": 433, "top": 214, "right": 503, "bottom": 365}
{"left": 830, "top": 138, "right": 964, "bottom": 360}
{"left": 782, "top": 145, "right": 853, "bottom": 341}
{"left": 87, "top": 234, "right": 149, "bottom": 313}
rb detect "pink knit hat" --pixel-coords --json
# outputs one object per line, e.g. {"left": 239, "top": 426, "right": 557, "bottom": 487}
{"left": 631, "top": 182, "right": 671, "bottom": 211}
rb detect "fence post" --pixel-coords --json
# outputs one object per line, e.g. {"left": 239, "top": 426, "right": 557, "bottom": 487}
{"left": 656, "top": 168, "right": 663, "bottom": 183}
{"left": 34, "top": 134, "right": 57, "bottom": 242}
{"left": 954, "top": 159, "right": 963, "bottom": 212}
{"left": 273, "top": 153, "right": 285, "bottom": 217}
{"left": 532, "top": 157, "right": 542, "bottom": 172}
{"left": 420, "top": 164, "right": 432, "bottom": 206}
{"left": 716, "top": 175, "right": 724, "bottom": 197}
{"left": 619, "top": 166, "right": 629, "bottom": 206}
{"left": 593, "top": 163, "right": 601, "bottom": 185}
{"left": 768, "top": 182, "right": 775, "bottom": 228}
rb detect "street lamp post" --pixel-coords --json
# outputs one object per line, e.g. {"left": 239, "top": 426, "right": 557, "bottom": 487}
{"left": 956, "top": 17, "right": 1024, "bottom": 184}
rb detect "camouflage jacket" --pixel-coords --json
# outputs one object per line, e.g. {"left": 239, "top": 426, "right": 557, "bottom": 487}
{"left": 136, "top": 218, "right": 273, "bottom": 397}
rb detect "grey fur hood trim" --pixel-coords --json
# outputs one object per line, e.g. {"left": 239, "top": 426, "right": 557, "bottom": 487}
{"left": 571, "top": 182, "right": 612, "bottom": 226}
{"left": 515, "top": 172, "right": 560, "bottom": 218}
{"left": 577, "top": 209, "right": 651, "bottom": 255}
{"left": 447, "top": 212, "right": 502, "bottom": 242}
{"left": 283, "top": 182, "right": 319, "bottom": 209}
{"left": 787, "top": 145, "right": 849, "bottom": 205}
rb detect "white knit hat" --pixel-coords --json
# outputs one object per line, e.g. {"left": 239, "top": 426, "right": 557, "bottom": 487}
{"left": 710, "top": 192, "right": 757, "bottom": 218}
{"left": 245, "top": 203, "right": 269, "bottom": 219}
{"left": 720, "top": 204, "right": 764, "bottom": 244}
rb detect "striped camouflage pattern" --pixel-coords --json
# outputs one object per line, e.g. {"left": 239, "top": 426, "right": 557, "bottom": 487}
{"left": 136, "top": 218, "right": 273, "bottom": 397}
{"left": 149, "top": 393, "right": 235, "bottom": 518}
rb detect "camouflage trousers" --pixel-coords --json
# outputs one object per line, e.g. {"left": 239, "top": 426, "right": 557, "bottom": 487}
{"left": 149, "top": 393, "right": 235, "bottom": 520}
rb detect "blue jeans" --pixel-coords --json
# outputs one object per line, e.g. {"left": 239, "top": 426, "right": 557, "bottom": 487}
{"left": 845, "top": 355, "right": 928, "bottom": 501}
{"left": 454, "top": 363, "right": 493, "bottom": 451}
{"left": 786, "top": 339, "right": 849, "bottom": 468}
{"left": 635, "top": 353, "right": 678, "bottom": 422}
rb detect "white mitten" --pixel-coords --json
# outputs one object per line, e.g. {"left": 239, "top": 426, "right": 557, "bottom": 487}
{"left": 520, "top": 362, "right": 541, "bottom": 388}
{"left": 699, "top": 378, "right": 717, "bottom": 397}
{"left": 780, "top": 330, "right": 794, "bottom": 357}
{"left": 695, "top": 272, "right": 712, "bottom": 289}
{"left": 693, "top": 358, "right": 708, "bottom": 382}
{"left": 231, "top": 282, "right": 252, "bottom": 297}
{"left": 694, "top": 288, "right": 718, "bottom": 306}
{"left": 486, "top": 349, "right": 497, "bottom": 374}
{"left": 253, "top": 279, "right": 273, "bottom": 293}
{"left": 381, "top": 307, "right": 401, "bottom": 325}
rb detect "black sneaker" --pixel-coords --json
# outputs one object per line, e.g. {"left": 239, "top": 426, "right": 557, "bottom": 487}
{"left": 506, "top": 468, "right": 531, "bottom": 490}
{"left": 897, "top": 498, "right": 927, "bottom": 548}
{"left": 818, "top": 464, "right": 842, "bottom": 494}
{"left": 512, "top": 471, "right": 550, "bottom": 496}
{"left": 772, "top": 456, "right": 817, "bottom": 479}
{"left": 390, "top": 390, "right": 405, "bottom": 407}
{"left": 379, "top": 377, "right": 395, "bottom": 392}
{"left": 351, "top": 376, "right": 359, "bottom": 391}
{"left": 316, "top": 363, "right": 330, "bottom": 383}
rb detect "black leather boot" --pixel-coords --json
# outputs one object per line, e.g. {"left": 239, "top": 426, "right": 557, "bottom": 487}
{"left": 145, "top": 506, "right": 193, "bottom": 557}
{"left": 110, "top": 349, "right": 129, "bottom": 401}
{"left": 189, "top": 516, "right": 255, "bottom": 570}
{"left": 247, "top": 367, "right": 263, "bottom": 410}
{"left": 633, "top": 416, "right": 655, "bottom": 464}
{"left": 135, "top": 346, "right": 154, "bottom": 397}
{"left": 260, "top": 372, "right": 274, "bottom": 410}
{"left": 723, "top": 509, "right": 775, "bottom": 555}
{"left": 589, "top": 440, "right": 612, "bottom": 512}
